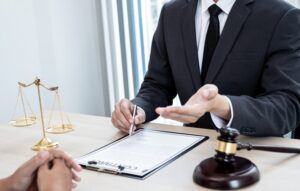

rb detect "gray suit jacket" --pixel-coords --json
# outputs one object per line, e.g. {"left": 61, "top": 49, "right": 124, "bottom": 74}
{"left": 133, "top": 0, "right": 300, "bottom": 136}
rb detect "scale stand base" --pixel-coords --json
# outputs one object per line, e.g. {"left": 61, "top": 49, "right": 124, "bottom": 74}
{"left": 31, "top": 137, "right": 59, "bottom": 151}
{"left": 193, "top": 156, "right": 260, "bottom": 190}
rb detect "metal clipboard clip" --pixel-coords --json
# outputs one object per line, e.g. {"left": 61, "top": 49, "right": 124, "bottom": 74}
{"left": 86, "top": 160, "right": 125, "bottom": 174}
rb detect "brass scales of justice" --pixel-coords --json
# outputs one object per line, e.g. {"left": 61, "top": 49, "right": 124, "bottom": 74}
{"left": 9, "top": 78, "right": 74, "bottom": 151}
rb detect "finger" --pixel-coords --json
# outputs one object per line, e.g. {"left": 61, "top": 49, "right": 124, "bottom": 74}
{"left": 158, "top": 110, "right": 198, "bottom": 123}
{"left": 19, "top": 150, "right": 50, "bottom": 176}
{"left": 53, "top": 159, "right": 73, "bottom": 185}
{"left": 111, "top": 112, "right": 122, "bottom": 128}
{"left": 115, "top": 105, "right": 131, "bottom": 128}
{"left": 48, "top": 149, "right": 71, "bottom": 161}
{"left": 112, "top": 114, "right": 130, "bottom": 132}
{"left": 167, "top": 114, "right": 198, "bottom": 123}
{"left": 111, "top": 111, "right": 119, "bottom": 127}
{"left": 155, "top": 107, "right": 166, "bottom": 115}
{"left": 202, "top": 84, "right": 218, "bottom": 90}
{"left": 112, "top": 107, "right": 130, "bottom": 133}
{"left": 52, "top": 159, "right": 73, "bottom": 174}
{"left": 202, "top": 88, "right": 218, "bottom": 99}
{"left": 118, "top": 125, "right": 130, "bottom": 133}
{"left": 39, "top": 162, "right": 50, "bottom": 173}
{"left": 115, "top": 121, "right": 130, "bottom": 133}
{"left": 72, "top": 182, "right": 77, "bottom": 188}
{"left": 156, "top": 106, "right": 204, "bottom": 122}
{"left": 71, "top": 170, "right": 81, "bottom": 182}
{"left": 49, "top": 150, "right": 81, "bottom": 172}
{"left": 134, "top": 114, "right": 145, "bottom": 125}
{"left": 156, "top": 107, "right": 174, "bottom": 118}
{"left": 52, "top": 159, "right": 65, "bottom": 169}
{"left": 166, "top": 106, "right": 190, "bottom": 114}
{"left": 201, "top": 84, "right": 218, "bottom": 99}
{"left": 156, "top": 107, "right": 181, "bottom": 116}
{"left": 166, "top": 106, "right": 201, "bottom": 116}
{"left": 65, "top": 159, "right": 82, "bottom": 172}
{"left": 135, "top": 107, "right": 146, "bottom": 124}
{"left": 120, "top": 100, "right": 134, "bottom": 123}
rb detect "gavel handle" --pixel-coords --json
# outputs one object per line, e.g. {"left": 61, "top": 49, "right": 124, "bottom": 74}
{"left": 237, "top": 143, "right": 300, "bottom": 154}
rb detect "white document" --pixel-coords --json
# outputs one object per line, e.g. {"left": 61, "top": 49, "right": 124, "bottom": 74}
{"left": 77, "top": 129, "right": 207, "bottom": 178}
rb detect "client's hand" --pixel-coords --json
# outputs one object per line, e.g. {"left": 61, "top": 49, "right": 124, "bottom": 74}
{"left": 0, "top": 150, "right": 50, "bottom": 191}
{"left": 37, "top": 159, "right": 73, "bottom": 191}
{"left": 0, "top": 149, "right": 81, "bottom": 191}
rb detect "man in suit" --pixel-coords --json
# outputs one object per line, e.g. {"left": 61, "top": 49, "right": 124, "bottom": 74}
{"left": 112, "top": 0, "right": 300, "bottom": 136}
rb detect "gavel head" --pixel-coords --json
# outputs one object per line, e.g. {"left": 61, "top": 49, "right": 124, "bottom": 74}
{"left": 214, "top": 127, "right": 240, "bottom": 163}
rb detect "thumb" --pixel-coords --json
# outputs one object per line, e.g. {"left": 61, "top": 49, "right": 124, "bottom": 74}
{"left": 201, "top": 85, "right": 218, "bottom": 100}
{"left": 135, "top": 107, "right": 146, "bottom": 124}
{"left": 134, "top": 114, "right": 145, "bottom": 125}
{"left": 20, "top": 150, "right": 50, "bottom": 176}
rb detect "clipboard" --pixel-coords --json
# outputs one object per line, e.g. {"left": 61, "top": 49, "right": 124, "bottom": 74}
{"left": 77, "top": 128, "right": 208, "bottom": 179}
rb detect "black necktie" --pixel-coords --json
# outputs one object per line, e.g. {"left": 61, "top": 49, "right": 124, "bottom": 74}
{"left": 201, "top": 4, "right": 222, "bottom": 82}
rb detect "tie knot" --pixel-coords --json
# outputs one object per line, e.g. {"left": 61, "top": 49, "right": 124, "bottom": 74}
{"left": 208, "top": 4, "right": 222, "bottom": 17}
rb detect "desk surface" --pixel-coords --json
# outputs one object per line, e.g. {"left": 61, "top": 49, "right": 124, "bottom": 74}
{"left": 1, "top": 113, "right": 299, "bottom": 191}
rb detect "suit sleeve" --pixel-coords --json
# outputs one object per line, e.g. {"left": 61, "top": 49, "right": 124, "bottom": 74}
{"left": 132, "top": 5, "right": 177, "bottom": 123}
{"left": 228, "top": 8, "right": 300, "bottom": 136}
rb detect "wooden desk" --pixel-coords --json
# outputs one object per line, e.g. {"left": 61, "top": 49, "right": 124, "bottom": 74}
{"left": 0, "top": 113, "right": 299, "bottom": 190}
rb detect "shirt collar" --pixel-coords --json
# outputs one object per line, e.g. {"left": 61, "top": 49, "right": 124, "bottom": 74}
{"left": 201, "top": 0, "right": 236, "bottom": 15}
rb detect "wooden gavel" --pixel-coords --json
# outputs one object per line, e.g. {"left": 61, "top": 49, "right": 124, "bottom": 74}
{"left": 215, "top": 127, "right": 300, "bottom": 163}
{"left": 193, "top": 127, "right": 300, "bottom": 190}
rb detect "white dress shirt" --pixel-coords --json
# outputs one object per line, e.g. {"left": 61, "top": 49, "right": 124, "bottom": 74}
{"left": 195, "top": 0, "right": 236, "bottom": 128}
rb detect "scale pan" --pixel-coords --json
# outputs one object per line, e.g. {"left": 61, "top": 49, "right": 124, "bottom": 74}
{"left": 46, "top": 124, "right": 74, "bottom": 134}
{"left": 10, "top": 116, "right": 37, "bottom": 127}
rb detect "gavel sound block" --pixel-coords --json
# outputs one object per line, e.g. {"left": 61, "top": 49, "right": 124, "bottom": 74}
{"left": 193, "top": 127, "right": 300, "bottom": 190}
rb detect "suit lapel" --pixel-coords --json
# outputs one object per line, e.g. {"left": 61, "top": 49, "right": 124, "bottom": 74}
{"left": 182, "top": 0, "right": 201, "bottom": 91}
{"left": 205, "top": 0, "right": 254, "bottom": 84}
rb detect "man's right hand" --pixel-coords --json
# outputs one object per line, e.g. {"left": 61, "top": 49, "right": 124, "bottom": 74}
{"left": 111, "top": 99, "right": 145, "bottom": 133}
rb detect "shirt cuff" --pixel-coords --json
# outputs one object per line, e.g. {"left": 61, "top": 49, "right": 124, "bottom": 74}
{"left": 210, "top": 96, "right": 234, "bottom": 129}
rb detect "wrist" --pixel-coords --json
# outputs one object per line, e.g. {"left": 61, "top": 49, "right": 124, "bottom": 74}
{"left": 210, "top": 95, "right": 231, "bottom": 121}
{"left": 0, "top": 176, "right": 15, "bottom": 191}
{"left": 42, "top": 186, "right": 71, "bottom": 191}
